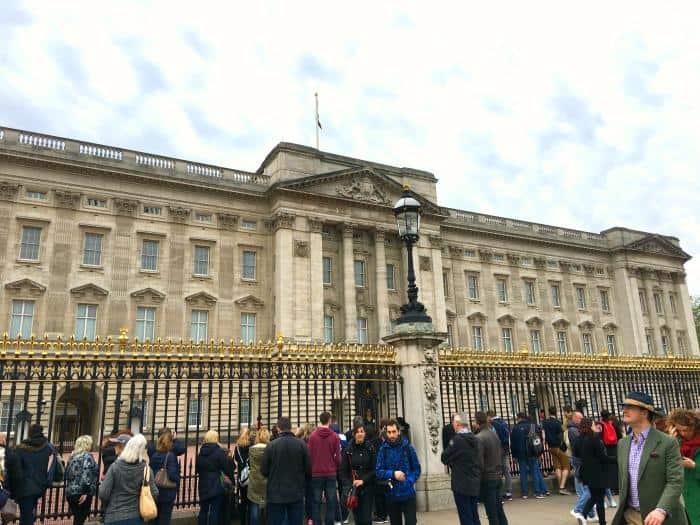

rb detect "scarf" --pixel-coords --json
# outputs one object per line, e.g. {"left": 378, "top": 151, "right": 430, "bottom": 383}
{"left": 680, "top": 435, "right": 700, "bottom": 459}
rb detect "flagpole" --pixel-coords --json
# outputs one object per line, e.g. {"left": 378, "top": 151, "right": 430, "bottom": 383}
{"left": 315, "top": 92, "right": 320, "bottom": 150}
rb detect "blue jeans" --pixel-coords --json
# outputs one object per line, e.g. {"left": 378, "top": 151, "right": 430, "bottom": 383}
{"left": 453, "top": 492, "right": 480, "bottom": 525}
{"left": 268, "top": 500, "right": 304, "bottom": 525}
{"left": 574, "top": 476, "right": 595, "bottom": 518}
{"left": 199, "top": 495, "right": 223, "bottom": 525}
{"left": 249, "top": 502, "right": 262, "bottom": 525}
{"left": 518, "top": 458, "right": 547, "bottom": 496}
{"left": 311, "top": 476, "right": 338, "bottom": 525}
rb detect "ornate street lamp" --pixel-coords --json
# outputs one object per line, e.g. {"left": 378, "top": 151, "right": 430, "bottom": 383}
{"left": 393, "top": 186, "right": 432, "bottom": 324}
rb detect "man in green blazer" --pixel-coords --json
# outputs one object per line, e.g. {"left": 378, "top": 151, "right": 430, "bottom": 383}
{"left": 612, "top": 392, "right": 687, "bottom": 525}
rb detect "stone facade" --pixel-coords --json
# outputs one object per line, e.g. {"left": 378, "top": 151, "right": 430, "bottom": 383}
{"left": 0, "top": 126, "right": 697, "bottom": 357}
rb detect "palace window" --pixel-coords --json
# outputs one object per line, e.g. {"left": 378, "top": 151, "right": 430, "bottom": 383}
{"left": 639, "top": 290, "right": 648, "bottom": 315}
{"left": 357, "top": 318, "right": 369, "bottom": 344}
{"left": 600, "top": 289, "right": 611, "bottom": 313}
{"left": 551, "top": 283, "right": 561, "bottom": 308}
{"left": 82, "top": 233, "right": 103, "bottom": 266}
{"left": 187, "top": 398, "right": 202, "bottom": 429}
{"left": 194, "top": 212, "right": 213, "bottom": 223}
{"left": 530, "top": 330, "right": 542, "bottom": 354}
{"left": 143, "top": 206, "right": 162, "bottom": 216}
{"left": 467, "top": 274, "right": 479, "bottom": 300}
{"left": 10, "top": 300, "right": 34, "bottom": 339}
{"left": 557, "top": 331, "right": 569, "bottom": 355}
{"left": 141, "top": 240, "right": 159, "bottom": 271}
{"left": 472, "top": 326, "right": 484, "bottom": 351}
{"left": 75, "top": 304, "right": 97, "bottom": 341}
{"left": 323, "top": 257, "right": 332, "bottom": 285}
{"left": 194, "top": 246, "right": 210, "bottom": 276}
{"left": 524, "top": 280, "right": 536, "bottom": 305}
{"left": 86, "top": 198, "right": 107, "bottom": 208}
{"left": 582, "top": 333, "right": 593, "bottom": 355}
{"left": 241, "top": 313, "right": 256, "bottom": 344}
{"left": 19, "top": 226, "right": 41, "bottom": 261}
{"left": 653, "top": 292, "right": 664, "bottom": 315}
{"left": 386, "top": 264, "right": 396, "bottom": 290}
{"left": 661, "top": 331, "right": 671, "bottom": 355}
{"left": 464, "top": 249, "right": 476, "bottom": 257}
{"left": 645, "top": 330, "right": 655, "bottom": 355}
{"left": 669, "top": 293, "right": 678, "bottom": 315}
{"left": 496, "top": 278, "right": 508, "bottom": 303}
{"left": 242, "top": 251, "right": 257, "bottom": 280}
{"left": 501, "top": 328, "right": 513, "bottom": 353}
{"left": 493, "top": 254, "right": 505, "bottom": 262}
{"left": 239, "top": 398, "right": 252, "bottom": 427}
{"left": 324, "top": 315, "right": 334, "bottom": 344}
{"left": 442, "top": 271, "right": 450, "bottom": 297}
{"left": 135, "top": 306, "right": 156, "bottom": 341}
{"left": 677, "top": 333, "right": 688, "bottom": 356}
{"left": 241, "top": 219, "right": 257, "bottom": 230}
{"left": 354, "top": 260, "right": 366, "bottom": 288}
{"left": 606, "top": 334, "right": 617, "bottom": 356}
{"left": 0, "top": 400, "right": 24, "bottom": 433}
{"left": 575, "top": 286, "right": 587, "bottom": 309}
{"left": 191, "top": 310, "right": 208, "bottom": 342}
{"left": 26, "top": 190, "right": 47, "bottom": 200}
{"left": 446, "top": 324, "right": 454, "bottom": 347}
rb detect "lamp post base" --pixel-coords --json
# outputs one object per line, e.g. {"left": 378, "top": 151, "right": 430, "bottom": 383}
{"left": 396, "top": 301, "right": 432, "bottom": 325}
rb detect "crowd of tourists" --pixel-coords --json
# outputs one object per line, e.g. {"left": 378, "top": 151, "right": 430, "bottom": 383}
{"left": 0, "top": 392, "right": 698, "bottom": 525}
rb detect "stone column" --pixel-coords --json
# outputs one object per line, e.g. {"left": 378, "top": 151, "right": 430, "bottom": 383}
{"left": 383, "top": 323, "right": 451, "bottom": 511}
{"left": 429, "top": 235, "right": 447, "bottom": 332}
{"left": 612, "top": 263, "right": 645, "bottom": 355}
{"left": 309, "top": 218, "right": 325, "bottom": 342}
{"left": 374, "top": 229, "right": 391, "bottom": 339}
{"left": 676, "top": 276, "right": 700, "bottom": 356}
{"left": 273, "top": 212, "right": 296, "bottom": 339}
{"left": 342, "top": 224, "right": 358, "bottom": 342}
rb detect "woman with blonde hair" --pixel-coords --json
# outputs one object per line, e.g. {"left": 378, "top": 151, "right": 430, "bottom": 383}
{"left": 99, "top": 434, "right": 158, "bottom": 525}
{"left": 234, "top": 427, "right": 253, "bottom": 525}
{"left": 64, "top": 435, "right": 99, "bottom": 525}
{"left": 248, "top": 428, "right": 271, "bottom": 525}
{"left": 149, "top": 428, "right": 180, "bottom": 525}
{"left": 196, "top": 430, "right": 234, "bottom": 525}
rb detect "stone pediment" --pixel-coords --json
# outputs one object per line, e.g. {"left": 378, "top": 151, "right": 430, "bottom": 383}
{"left": 70, "top": 283, "right": 109, "bottom": 298}
{"left": 235, "top": 294, "right": 265, "bottom": 309}
{"left": 185, "top": 291, "right": 217, "bottom": 307}
{"left": 5, "top": 278, "right": 46, "bottom": 295}
{"left": 130, "top": 287, "right": 166, "bottom": 304}
{"left": 624, "top": 234, "right": 690, "bottom": 260}
{"left": 525, "top": 315, "right": 544, "bottom": 327}
{"left": 467, "top": 311, "right": 487, "bottom": 322}
{"left": 274, "top": 167, "right": 442, "bottom": 214}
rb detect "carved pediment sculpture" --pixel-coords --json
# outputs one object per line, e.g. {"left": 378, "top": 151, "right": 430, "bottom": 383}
{"left": 234, "top": 294, "right": 265, "bottom": 309}
{"left": 552, "top": 317, "right": 570, "bottom": 329}
{"left": 497, "top": 313, "right": 516, "bottom": 325}
{"left": 624, "top": 234, "right": 690, "bottom": 260}
{"left": 478, "top": 249, "right": 493, "bottom": 263}
{"left": 54, "top": 190, "right": 81, "bottom": 209}
{"left": 294, "top": 240, "right": 309, "bottom": 258}
{"left": 578, "top": 320, "right": 595, "bottom": 331}
{"left": 70, "top": 283, "right": 109, "bottom": 299}
{"left": 5, "top": 278, "right": 46, "bottom": 296}
{"left": 217, "top": 213, "right": 239, "bottom": 230}
{"left": 525, "top": 315, "right": 544, "bottom": 327}
{"left": 114, "top": 198, "right": 139, "bottom": 216}
{"left": 168, "top": 206, "right": 191, "bottom": 223}
{"left": 336, "top": 176, "right": 391, "bottom": 205}
{"left": 324, "top": 302, "right": 341, "bottom": 316}
{"left": 185, "top": 291, "right": 218, "bottom": 308}
{"left": 130, "top": 287, "right": 166, "bottom": 304}
{"left": 467, "top": 311, "right": 487, "bottom": 323}
{"left": 0, "top": 182, "right": 21, "bottom": 202}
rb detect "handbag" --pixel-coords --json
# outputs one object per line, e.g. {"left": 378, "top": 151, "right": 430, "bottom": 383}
{"left": 139, "top": 466, "right": 158, "bottom": 521}
{"left": 220, "top": 472, "right": 234, "bottom": 493}
{"left": 344, "top": 453, "right": 359, "bottom": 510}
{"left": 0, "top": 498, "right": 19, "bottom": 523}
{"left": 47, "top": 445, "right": 66, "bottom": 488}
{"left": 155, "top": 452, "right": 177, "bottom": 489}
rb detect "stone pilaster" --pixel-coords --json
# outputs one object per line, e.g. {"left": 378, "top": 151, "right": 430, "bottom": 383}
{"left": 273, "top": 212, "right": 296, "bottom": 339}
{"left": 429, "top": 235, "right": 447, "bottom": 332}
{"left": 309, "top": 218, "right": 324, "bottom": 342}
{"left": 374, "top": 229, "right": 391, "bottom": 340}
{"left": 342, "top": 224, "right": 358, "bottom": 342}
{"left": 675, "top": 276, "right": 700, "bottom": 356}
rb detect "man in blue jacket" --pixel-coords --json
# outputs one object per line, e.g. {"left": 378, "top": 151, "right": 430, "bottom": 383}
{"left": 510, "top": 413, "right": 548, "bottom": 499}
{"left": 376, "top": 419, "right": 421, "bottom": 525}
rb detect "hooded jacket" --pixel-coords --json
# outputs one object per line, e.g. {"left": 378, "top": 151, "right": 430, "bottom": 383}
{"left": 196, "top": 442, "right": 233, "bottom": 502}
{"left": 307, "top": 426, "right": 341, "bottom": 477}
{"left": 441, "top": 431, "right": 483, "bottom": 496}
{"left": 376, "top": 437, "right": 421, "bottom": 502}
{"left": 10, "top": 434, "right": 52, "bottom": 499}
{"left": 510, "top": 420, "right": 539, "bottom": 461}
{"left": 98, "top": 459, "right": 158, "bottom": 524}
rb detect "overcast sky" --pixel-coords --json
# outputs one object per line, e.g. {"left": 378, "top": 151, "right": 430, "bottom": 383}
{"left": 2, "top": 1, "right": 699, "bottom": 294}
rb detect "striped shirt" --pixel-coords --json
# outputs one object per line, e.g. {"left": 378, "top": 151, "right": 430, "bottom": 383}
{"left": 628, "top": 427, "right": 651, "bottom": 510}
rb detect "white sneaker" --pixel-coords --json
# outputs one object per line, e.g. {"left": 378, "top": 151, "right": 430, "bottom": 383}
{"left": 589, "top": 514, "right": 599, "bottom": 523}
{"left": 572, "top": 512, "right": 587, "bottom": 525}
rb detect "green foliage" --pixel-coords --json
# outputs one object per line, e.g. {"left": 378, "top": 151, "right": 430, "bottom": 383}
{"left": 693, "top": 296, "right": 700, "bottom": 344}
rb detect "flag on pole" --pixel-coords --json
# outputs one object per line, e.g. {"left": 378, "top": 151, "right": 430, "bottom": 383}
{"left": 315, "top": 92, "right": 322, "bottom": 129}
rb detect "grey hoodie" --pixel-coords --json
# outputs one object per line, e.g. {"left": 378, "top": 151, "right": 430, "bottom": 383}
{"left": 98, "top": 459, "right": 158, "bottom": 524}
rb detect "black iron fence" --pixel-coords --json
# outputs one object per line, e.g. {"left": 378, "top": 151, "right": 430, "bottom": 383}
{"left": 438, "top": 347, "right": 700, "bottom": 475}
{"left": 0, "top": 334, "right": 402, "bottom": 521}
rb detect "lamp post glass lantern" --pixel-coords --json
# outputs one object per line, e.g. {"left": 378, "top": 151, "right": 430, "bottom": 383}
{"left": 393, "top": 187, "right": 432, "bottom": 324}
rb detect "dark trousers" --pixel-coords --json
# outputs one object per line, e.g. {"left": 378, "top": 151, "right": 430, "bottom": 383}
{"left": 582, "top": 487, "right": 606, "bottom": 525}
{"left": 387, "top": 497, "right": 417, "bottom": 525}
{"left": 67, "top": 495, "right": 93, "bottom": 525}
{"left": 156, "top": 502, "right": 174, "bottom": 525}
{"left": 304, "top": 478, "right": 313, "bottom": 519}
{"left": 199, "top": 495, "right": 223, "bottom": 525}
{"left": 238, "top": 486, "right": 249, "bottom": 525}
{"left": 311, "top": 476, "right": 338, "bottom": 525}
{"left": 453, "top": 492, "right": 480, "bottom": 525}
{"left": 18, "top": 496, "right": 39, "bottom": 525}
{"left": 267, "top": 500, "right": 304, "bottom": 525}
{"left": 480, "top": 480, "right": 508, "bottom": 525}
{"left": 352, "top": 490, "right": 374, "bottom": 525}
{"left": 374, "top": 488, "right": 387, "bottom": 519}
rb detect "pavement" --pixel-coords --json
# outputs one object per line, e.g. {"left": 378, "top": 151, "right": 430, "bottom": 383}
{"left": 415, "top": 493, "right": 617, "bottom": 525}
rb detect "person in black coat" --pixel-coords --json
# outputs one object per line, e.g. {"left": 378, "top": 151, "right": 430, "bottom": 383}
{"left": 148, "top": 429, "right": 181, "bottom": 525}
{"left": 441, "top": 413, "right": 483, "bottom": 525}
{"left": 8, "top": 424, "right": 53, "bottom": 525}
{"left": 574, "top": 418, "right": 617, "bottom": 525}
{"left": 196, "top": 430, "right": 234, "bottom": 525}
{"left": 340, "top": 425, "right": 376, "bottom": 525}
{"left": 442, "top": 415, "right": 457, "bottom": 451}
{"left": 261, "top": 417, "right": 311, "bottom": 525}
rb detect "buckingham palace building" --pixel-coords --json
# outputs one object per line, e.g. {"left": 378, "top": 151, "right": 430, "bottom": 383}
{"left": 0, "top": 126, "right": 698, "bottom": 358}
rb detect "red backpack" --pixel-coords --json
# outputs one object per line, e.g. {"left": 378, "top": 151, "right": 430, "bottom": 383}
{"left": 601, "top": 420, "right": 618, "bottom": 446}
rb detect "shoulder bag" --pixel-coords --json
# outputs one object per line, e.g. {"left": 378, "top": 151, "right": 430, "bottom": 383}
{"left": 155, "top": 452, "right": 177, "bottom": 489}
{"left": 344, "top": 453, "right": 359, "bottom": 509}
{"left": 235, "top": 447, "right": 249, "bottom": 488}
{"left": 139, "top": 466, "right": 158, "bottom": 521}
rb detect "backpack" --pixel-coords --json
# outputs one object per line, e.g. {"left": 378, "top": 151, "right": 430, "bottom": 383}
{"left": 527, "top": 424, "right": 544, "bottom": 457}
{"left": 601, "top": 421, "right": 618, "bottom": 446}
{"left": 235, "top": 447, "right": 249, "bottom": 487}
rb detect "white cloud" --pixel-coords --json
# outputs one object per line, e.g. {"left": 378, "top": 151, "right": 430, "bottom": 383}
{"left": 2, "top": 0, "right": 700, "bottom": 293}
